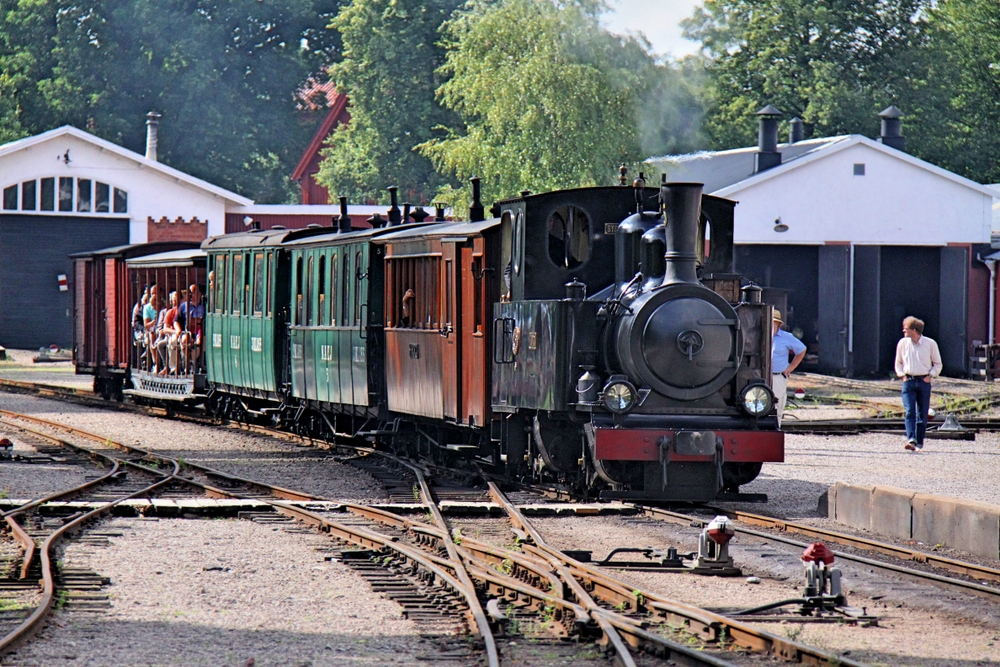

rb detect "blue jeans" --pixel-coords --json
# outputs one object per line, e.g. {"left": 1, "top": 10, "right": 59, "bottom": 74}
{"left": 901, "top": 378, "right": 932, "bottom": 444}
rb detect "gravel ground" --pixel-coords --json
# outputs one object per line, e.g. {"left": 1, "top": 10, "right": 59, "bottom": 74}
{"left": 0, "top": 392, "right": 386, "bottom": 504}
{"left": 3, "top": 517, "right": 467, "bottom": 667}
{"left": 0, "top": 436, "right": 90, "bottom": 500}
{"left": 0, "top": 350, "right": 88, "bottom": 391}
{"left": 530, "top": 514, "right": 1000, "bottom": 667}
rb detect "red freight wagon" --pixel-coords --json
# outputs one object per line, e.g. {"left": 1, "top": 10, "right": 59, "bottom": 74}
{"left": 71, "top": 242, "right": 199, "bottom": 399}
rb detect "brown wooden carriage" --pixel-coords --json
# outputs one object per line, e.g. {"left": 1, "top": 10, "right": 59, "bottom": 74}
{"left": 376, "top": 220, "right": 500, "bottom": 428}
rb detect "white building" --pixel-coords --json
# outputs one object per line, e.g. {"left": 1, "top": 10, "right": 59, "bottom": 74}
{"left": 649, "top": 107, "right": 997, "bottom": 377}
{"left": 0, "top": 122, "right": 252, "bottom": 348}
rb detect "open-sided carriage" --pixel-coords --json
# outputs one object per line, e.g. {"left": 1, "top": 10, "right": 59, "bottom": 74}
{"left": 123, "top": 247, "right": 208, "bottom": 403}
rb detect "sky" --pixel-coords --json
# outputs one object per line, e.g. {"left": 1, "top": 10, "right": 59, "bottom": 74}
{"left": 601, "top": 0, "right": 703, "bottom": 60}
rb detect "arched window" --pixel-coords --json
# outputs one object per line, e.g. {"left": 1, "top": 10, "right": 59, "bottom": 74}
{"left": 318, "top": 255, "right": 327, "bottom": 325}
{"left": 546, "top": 206, "right": 591, "bottom": 269}
{"left": 295, "top": 256, "right": 304, "bottom": 325}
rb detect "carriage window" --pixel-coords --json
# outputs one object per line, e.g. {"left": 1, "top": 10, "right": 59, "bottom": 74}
{"left": 252, "top": 253, "right": 264, "bottom": 315}
{"left": 445, "top": 260, "right": 452, "bottom": 327}
{"left": 547, "top": 205, "right": 591, "bottom": 269}
{"left": 342, "top": 251, "right": 351, "bottom": 325}
{"left": 355, "top": 250, "right": 363, "bottom": 325}
{"left": 213, "top": 255, "right": 227, "bottom": 314}
{"left": 265, "top": 253, "right": 272, "bottom": 317}
{"left": 318, "top": 255, "right": 327, "bottom": 325}
{"left": 473, "top": 257, "right": 484, "bottom": 333}
{"left": 330, "top": 253, "right": 338, "bottom": 326}
{"left": 295, "top": 256, "right": 304, "bottom": 325}
{"left": 230, "top": 254, "right": 243, "bottom": 315}
{"left": 306, "top": 255, "right": 315, "bottom": 326}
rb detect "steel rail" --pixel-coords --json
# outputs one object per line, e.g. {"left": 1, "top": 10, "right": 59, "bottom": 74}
{"left": 0, "top": 465, "right": 179, "bottom": 657}
{"left": 487, "top": 482, "right": 870, "bottom": 667}
{"left": 644, "top": 505, "right": 1000, "bottom": 601}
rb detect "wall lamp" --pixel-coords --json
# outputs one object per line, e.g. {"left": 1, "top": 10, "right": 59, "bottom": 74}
{"left": 773, "top": 217, "right": 788, "bottom": 232}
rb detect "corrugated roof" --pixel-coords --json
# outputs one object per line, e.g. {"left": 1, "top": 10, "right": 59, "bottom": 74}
{"left": 646, "top": 136, "right": 849, "bottom": 193}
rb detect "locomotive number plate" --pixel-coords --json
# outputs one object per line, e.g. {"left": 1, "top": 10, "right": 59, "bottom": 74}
{"left": 604, "top": 223, "right": 619, "bottom": 234}
{"left": 674, "top": 431, "right": 717, "bottom": 456}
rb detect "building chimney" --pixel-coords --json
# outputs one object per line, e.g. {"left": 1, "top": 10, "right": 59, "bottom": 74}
{"left": 878, "top": 105, "right": 905, "bottom": 152}
{"left": 145, "top": 111, "right": 162, "bottom": 161}
{"left": 755, "top": 105, "right": 782, "bottom": 173}
{"left": 789, "top": 117, "right": 804, "bottom": 144}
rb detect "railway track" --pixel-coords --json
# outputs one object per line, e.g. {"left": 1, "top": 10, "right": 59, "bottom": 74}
{"left": 5, "top": 380, "right": 1000, "bottom": 665}
{"left": 644, "top": 504, "right": 1000, "bottom": 602}
{"left": 0, "top": 409, "right": 877, "bottom": 666}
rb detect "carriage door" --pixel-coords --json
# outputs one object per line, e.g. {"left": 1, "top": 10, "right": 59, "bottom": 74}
{"left": 460, "top": 240, "right": 487, "bottom": 426}
{"left": 442, "top": 243, "right": 460, "bottom": 420}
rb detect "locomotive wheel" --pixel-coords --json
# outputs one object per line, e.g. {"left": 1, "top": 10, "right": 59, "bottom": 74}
{"left": 721, "top": 462, "right": 763, "bottom": 491}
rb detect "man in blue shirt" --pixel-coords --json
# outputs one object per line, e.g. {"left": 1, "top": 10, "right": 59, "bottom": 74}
{"left": 771, "top": 310, "right": 807, "bottom": 426}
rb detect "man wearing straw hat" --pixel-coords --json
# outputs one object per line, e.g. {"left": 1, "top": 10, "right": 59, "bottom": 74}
{"left": 771, "top": 309, "right": 806, "bottom": 426}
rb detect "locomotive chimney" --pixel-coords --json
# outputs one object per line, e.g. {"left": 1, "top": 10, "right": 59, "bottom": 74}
{"left": 469, "top": 177, "right": 485, "bottom": 222}
{"left": 878, "top": 105, "right": 905, "bottom": 152}
{"left": 788, "top": 117, "right": 804, "bottom": 144}
{"left": 660, "top": 182, "right": 703, "bottom": 286}
{"left": 387, "top": 186, "right": 402, "bottom": 225}
{"left": 338, "top": 196, "right": 351, "bottom": 233}
{"left": 754, "top": 105, "right": 782, "bottom": 173}
{"left": 145, "top": 111, "right": 162, "bottom": 161}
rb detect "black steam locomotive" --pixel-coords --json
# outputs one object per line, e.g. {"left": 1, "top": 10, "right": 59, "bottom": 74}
{"left": 490, "top": 179, "right": 781, "bottom": 501}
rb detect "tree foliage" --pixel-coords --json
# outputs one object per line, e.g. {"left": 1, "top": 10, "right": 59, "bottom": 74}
{"left": 0, "top": 0, "right": 341, "bottom": 202}
{"left": 682, "top": 0, "right": 933, "bottom": 149}
{"left": 417, "top": 0, "right": 662, "bottom": 204}
{"left": 314, "top": 0, "right": 462, "bottom": 205}
{"left": 912, "top": 0, "right": 1000, "bottom": 183}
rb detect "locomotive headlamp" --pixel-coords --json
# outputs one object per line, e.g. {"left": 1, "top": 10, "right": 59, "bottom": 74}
{"left": 740, "top": 384, "right": 774, "bottom": 417}
{"left": 603, "top": 380, "right": 637, "bottom": 413}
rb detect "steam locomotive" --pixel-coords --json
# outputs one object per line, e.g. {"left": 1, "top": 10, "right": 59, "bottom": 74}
{"left": 73, "top": 178, "right": 782, "bottom": 502}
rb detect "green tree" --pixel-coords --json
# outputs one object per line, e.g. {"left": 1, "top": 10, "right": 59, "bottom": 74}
{"left": 315, "top": 0, "right": 461, "bottom": 205}
{"left": 0, "top": 0, "right": 341, "bottom": 202}
{"left": 682, "top": 0, "right": 933, "bottom": 148}
{"left": 912, "top": 0, "right": 1000, "bottom": 183}
{"left": 418, "top": 0, "right": 660, "bottom": 204}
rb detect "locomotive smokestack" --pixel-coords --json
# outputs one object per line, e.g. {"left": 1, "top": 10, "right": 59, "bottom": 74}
{"left": 878, "top": 105, "right": 905, "bottom": 152}
{"left": 660, "top": 182, "right": 703, "bottom": 286}
{"left": 387, "top": 186, "right": 401, "bottom": 226}
{"left": 338, "top": 196, "right": 351, "bottom": 233}
{"left": 469, "top": 177, "right": 485, "bottom": 222}
{"left": 145, "top": 111, "right": 162, "bottom": 161}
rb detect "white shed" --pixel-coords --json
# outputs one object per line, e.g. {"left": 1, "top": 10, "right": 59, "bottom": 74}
{"left": 648, "top": 111, "right": 997, "bottom": 377}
